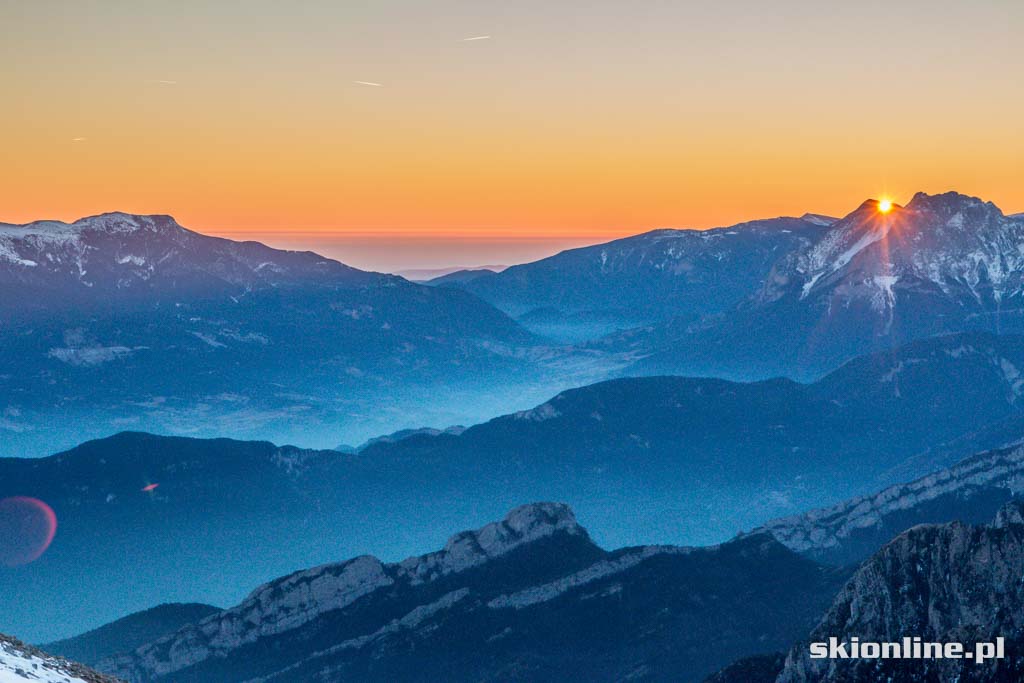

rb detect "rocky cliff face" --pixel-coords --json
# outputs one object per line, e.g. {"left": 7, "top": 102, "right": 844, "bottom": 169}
{"left": 100, "top": 503, "right": 597, "bottom": 680}
{"left": 777, "top": 500, "right": 1024, "bottom": 682}
{"left": 98, "top": 503, "right": 844, "bottom": 683}
{"left": 755, "top": 444, "right": 1024, "bottom": 565}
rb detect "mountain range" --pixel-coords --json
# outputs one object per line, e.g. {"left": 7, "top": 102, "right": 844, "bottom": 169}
{"left": 619, "top": 192, "right": 1024, "bottom": 380}
{"left": 97, "top": 503, "right": 847, "bottom": 683}
{"left": 754, "top": 442, "right": 1024, "bottom": 566}
{"left": 11, "top": 432, "right": 1024, "bottom": 681}
{"left": 9, "top": 331, "right": 1024, "bottom": 642}
{"left": 7, "top": 189, "right": 1024, "bottom": 680}
{"left": 0, "top": 212, "right": 554, "bottom": 456}
{"left": 4, "top": 192, "right": 1023, "bottom": 457}
{"left": 42, "top": 472, "right": 1024, "bottom": 683}
{"left": 442, "top": 216, "right": 830, "bottom": 340}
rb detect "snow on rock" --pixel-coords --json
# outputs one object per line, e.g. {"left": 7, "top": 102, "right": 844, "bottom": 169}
{"left": 755, "top": 444, "right": 1024, "bottom": 556}
{"left": 239, "top": 588, "right": 474, "bottom": 682}
{"left": 102, "top": 555, "right": 393, "bottom": 679}
{"left": 46, "top": 346, "right": 136, "bottom": 367}
{"left": 0, "top": 634, "right": 122, "bottom": 682}
{"left": 796, "top": 192, "right": 1024, "bottom": 306}
{"left": 488, "top": 545, "right": 691, "bottom": 609}
{"left": 0, "top": 212, "right": 369, "bottom": 297}
{"left": 513, "top": 402, "right": 561, "bottom": 421}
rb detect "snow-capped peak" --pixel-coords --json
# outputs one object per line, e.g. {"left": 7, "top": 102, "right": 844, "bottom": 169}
{"left": 904, "top": 190, "right": 992, "bottom": 214}
{"left": 0, "top": 212, "right": 183, "bottom": 239}
{"left": 794, "top": 191, "right": 1023, "bottom": 306}
{"left": 799, "top": 213, "right": 839, "bottom": 227}
{"left": 0, "top": 211, "right": 372, "bottom": 294}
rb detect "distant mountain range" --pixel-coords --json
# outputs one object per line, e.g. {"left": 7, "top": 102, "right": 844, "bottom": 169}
{"left": 445, "top": 191, "right": 1024, "bottom": 374}
{"left": 5, "top": 193, "right": 1024, "bottom": 455}
{"left": 0, "top": 213, "right": 551, "bottom": 455}
{"left": 8, "top": 331, "right": 1024, "bottom": 642}
{"left": 400, "top": 265, "right": 506, "bottom": 281}
{"left": 445, "top": 216, "right": 830, "bottom": 340}
{"left": 619, "top": 192, "right": 1024, "bottom": 379}
{"left": 0, "top": 213, "right": 373, "bottom": 314}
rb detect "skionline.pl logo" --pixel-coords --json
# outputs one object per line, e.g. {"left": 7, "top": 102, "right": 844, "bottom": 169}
{"left": 810, "top": 637, "right": 1005, "bottom": 664}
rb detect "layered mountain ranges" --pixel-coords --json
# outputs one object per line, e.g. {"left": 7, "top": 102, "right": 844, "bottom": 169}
{"left": 0, "top": 213, "right": 563, "bottom": 456}
{"left": 618, "top": 192, "right": 1024, "bottom": 379}
{"left": 449, "top": 191, "right": 1024, "bottom": 378}
{"left": 5, "top": 191, "right": 1024, "bottom": 457}
{"left": 95, "top": 503, "right": 849, "bottom": 683}
{"left": 8, "top": 331, "right": 1024, "bottom": 642}
{"left": 42, "top": 476, "right": 1024, "bottom": 683}
{"left": 437, "top": 215, "right": 833, "bottom": 340}
{"left": 6, "top": 191, "right": 1024, "bottom": 680}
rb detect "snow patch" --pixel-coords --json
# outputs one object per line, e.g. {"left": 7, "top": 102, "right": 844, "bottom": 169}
{"left": 47, "top": 346, "right": 135, "bottom": 367}
{"left": 514, "top": 403, "right": 561, "bottom": 421}
{"left": 488, "top": 546, "right": 690, "bottom": 609}
{"left": 0, "top": 635, "right": 96, "bottom": 683}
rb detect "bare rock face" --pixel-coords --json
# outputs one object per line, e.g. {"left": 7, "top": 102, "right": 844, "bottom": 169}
{"left": 97, "top": 503, "right": 843, "bottom": 683}
{"left": 755, "top": 444, "right": 1024, "bottom": 565}
{"left": 100, "top": 503, "right": 592, "bottom": 681}
{"left": 778, "top": 501, "right": 1024, "bottom": 682}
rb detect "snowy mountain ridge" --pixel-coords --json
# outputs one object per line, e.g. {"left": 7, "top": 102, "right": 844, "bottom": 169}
{"left": 0, "top": 212, "right": 372, "bottom": 299}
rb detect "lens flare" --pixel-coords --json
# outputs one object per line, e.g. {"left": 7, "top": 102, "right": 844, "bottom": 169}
{"left": 0, "top": 497, "right": 58, "bottom": 567}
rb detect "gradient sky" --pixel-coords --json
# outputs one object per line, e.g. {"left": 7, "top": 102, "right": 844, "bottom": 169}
{"left": 3, "top": 1, "right": 1022, "bottom": 271}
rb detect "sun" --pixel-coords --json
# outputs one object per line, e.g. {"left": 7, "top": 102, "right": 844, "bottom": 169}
{"left": 878, "top": 199, "right": 893, "bottom": 213}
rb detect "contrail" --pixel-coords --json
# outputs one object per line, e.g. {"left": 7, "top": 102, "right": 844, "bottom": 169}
{"left": 146, "top": 79, "right": 178, "bottom": 84}
{"left": 462, "top": 35, "right": 491, "bottom": 41}
{"left": 354, "top": 80, "right": 384, "bottom": 87}
{"left": 71, "top": 137, "right": 86, "bottom": 142}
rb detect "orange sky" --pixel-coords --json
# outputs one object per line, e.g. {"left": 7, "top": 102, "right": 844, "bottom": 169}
{"left": 3, "top": 1, "right": 1022, "bottom": 269}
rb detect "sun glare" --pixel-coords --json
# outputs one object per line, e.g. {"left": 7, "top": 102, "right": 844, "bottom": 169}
{"left": 878, "top": 199, "right": 893, "bottom": 213}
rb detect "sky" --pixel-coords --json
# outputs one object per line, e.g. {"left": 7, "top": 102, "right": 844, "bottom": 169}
{"left": 3, "top": 1, "right": 1022, "bottom": 271}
